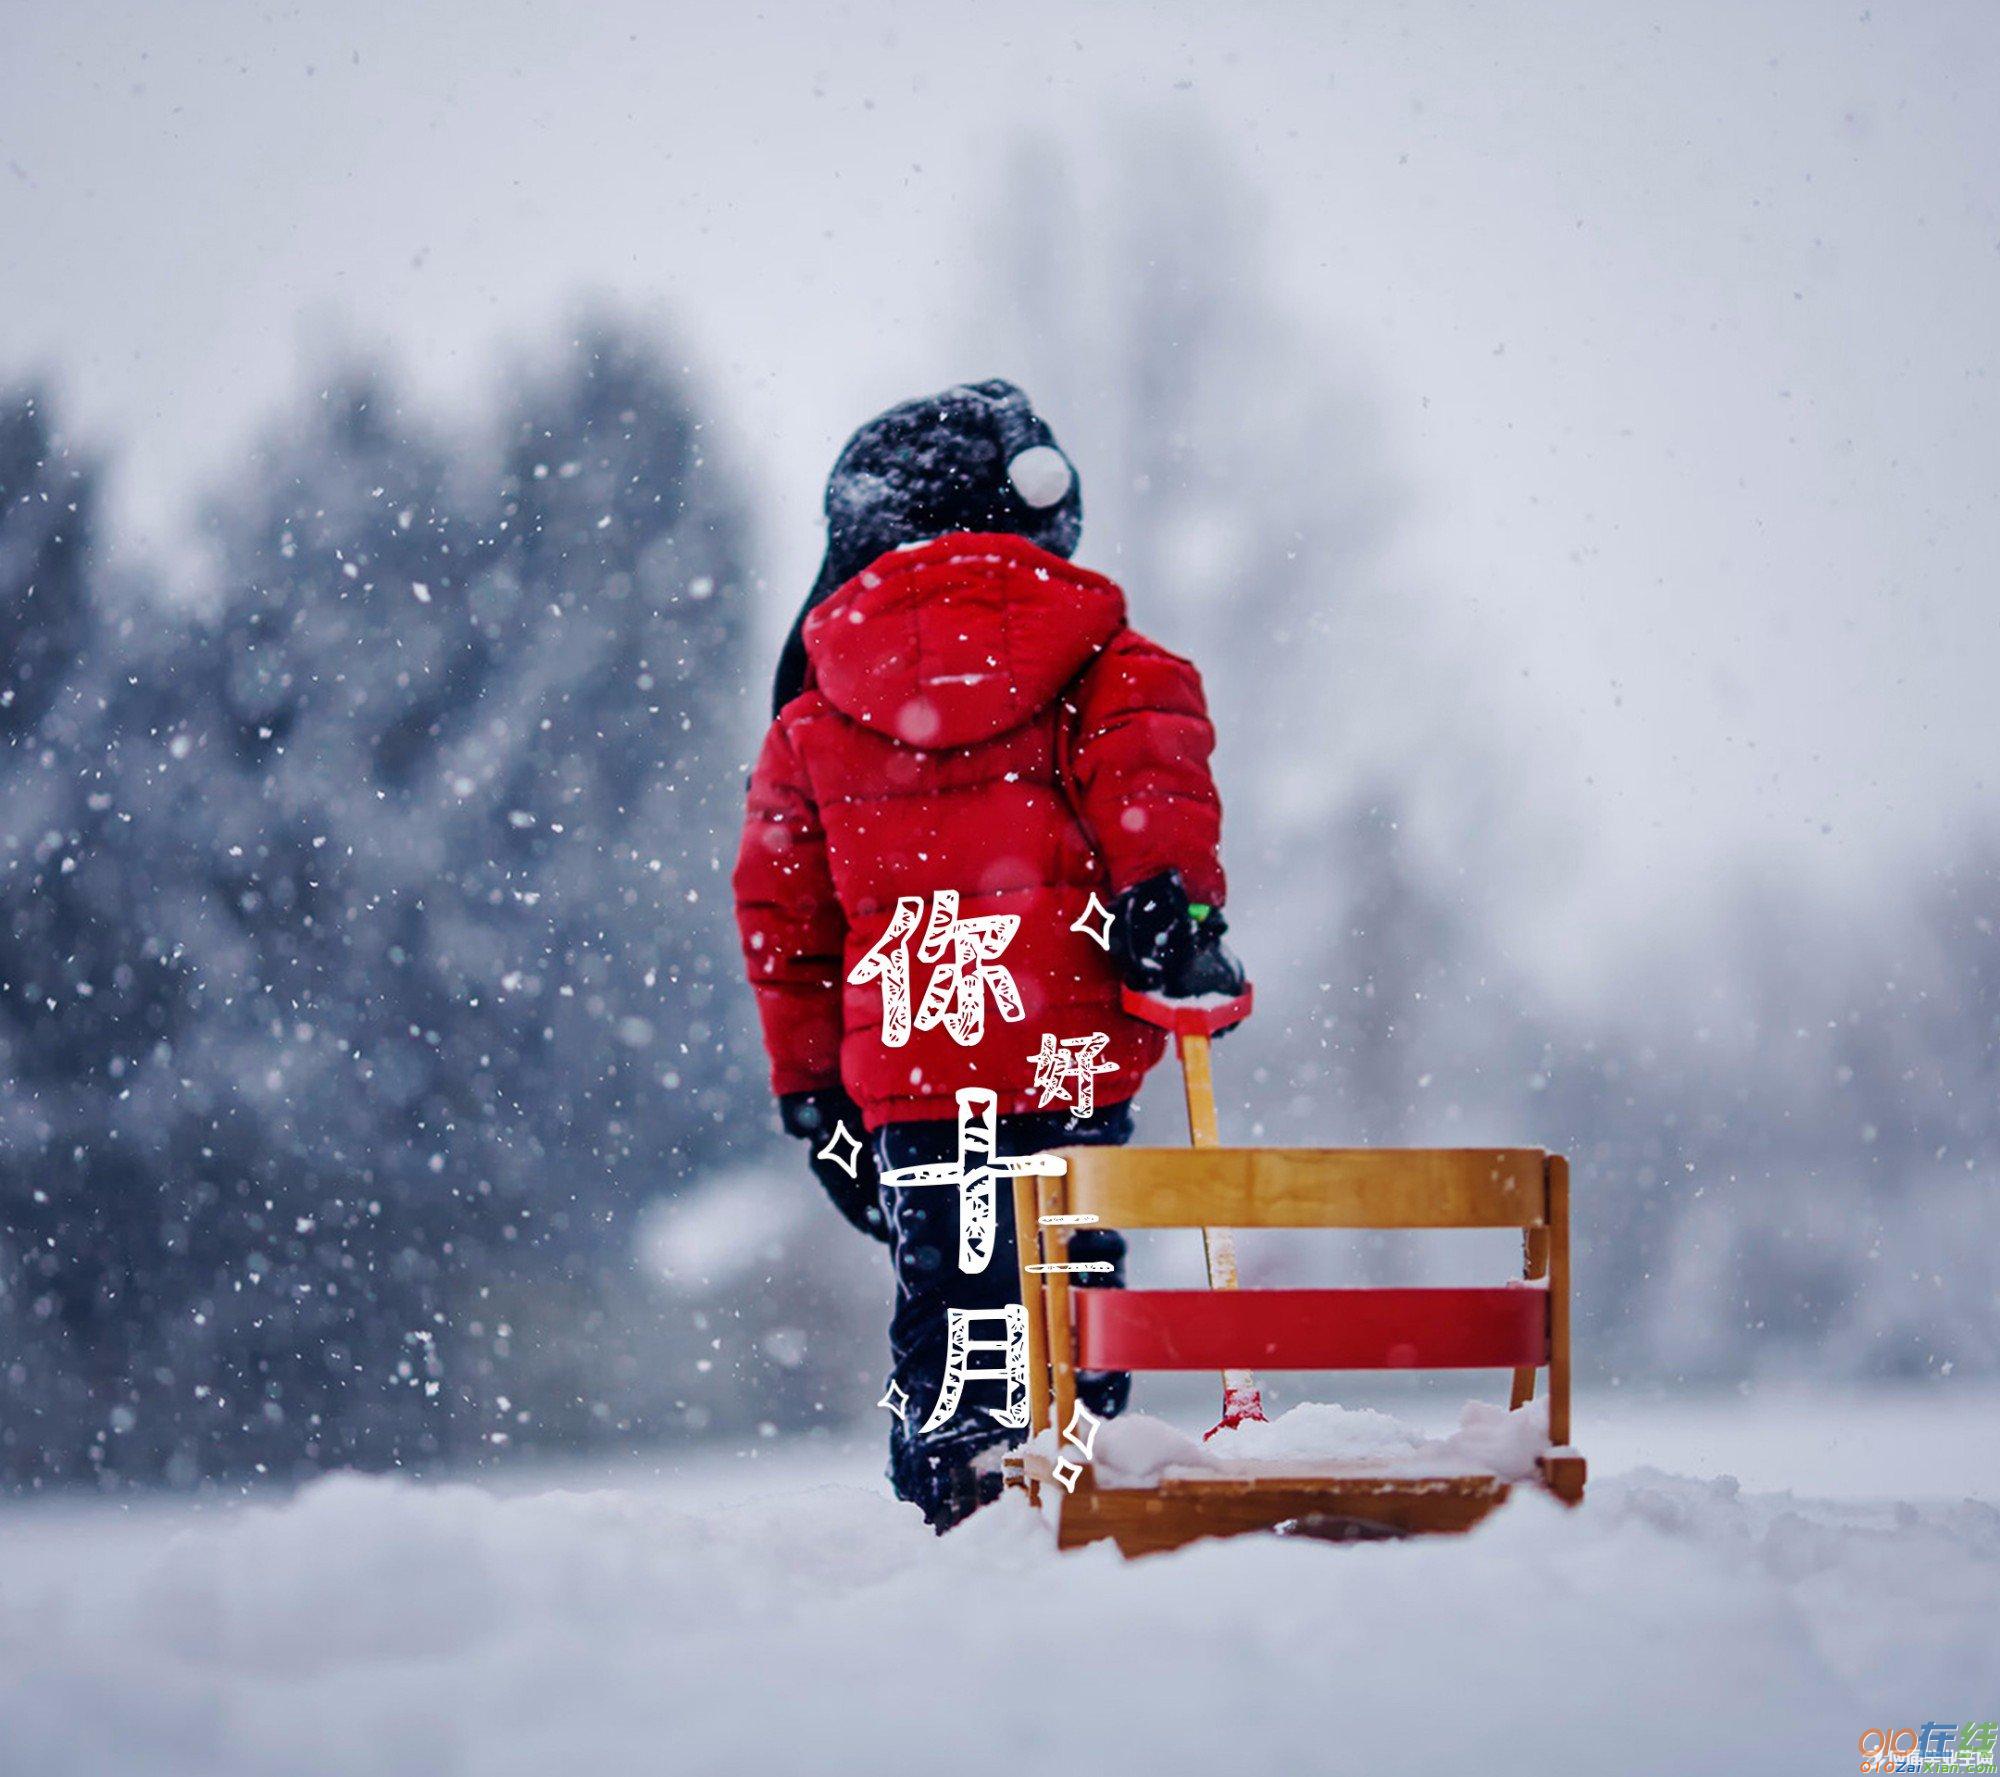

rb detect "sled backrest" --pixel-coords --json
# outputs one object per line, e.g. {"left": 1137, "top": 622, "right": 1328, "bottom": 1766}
{"left": 1012, "top": 1148, "right": 1572, "bottom": 1448}
{"left": 1055, "top": 1146, "right": 1548, "bottom": 1229}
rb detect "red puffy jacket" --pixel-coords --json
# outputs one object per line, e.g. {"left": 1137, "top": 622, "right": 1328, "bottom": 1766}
{"left": 732, "top": 532, "right": 1225, "bottom": 1128}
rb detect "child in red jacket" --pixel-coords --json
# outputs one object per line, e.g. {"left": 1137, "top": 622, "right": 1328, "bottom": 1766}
{"left": 733, "top": 381, "right": 1243, "bottom": 1528}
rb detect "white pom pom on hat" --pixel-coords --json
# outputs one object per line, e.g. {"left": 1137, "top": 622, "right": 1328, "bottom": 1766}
{"left": 1007, "top": 444, "right": 1074, "bottom": 509}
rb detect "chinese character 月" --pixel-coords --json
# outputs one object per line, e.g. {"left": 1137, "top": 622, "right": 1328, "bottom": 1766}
{"left": 921, "top": 1304, "right": 1029, "bottom": 1432}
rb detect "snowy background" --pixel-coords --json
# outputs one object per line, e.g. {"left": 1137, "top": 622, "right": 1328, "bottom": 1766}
{"left": 1, "top": 3, "right": 1997, "bottom": 1768}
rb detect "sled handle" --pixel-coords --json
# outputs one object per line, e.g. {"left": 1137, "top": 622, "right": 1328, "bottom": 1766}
{"left": 1119, "top": 984, "right": 1254, "bottom": 1040}
{"left": 1119, "top": 985, "right": 1253, "bottom": 1147}
{"left": 1120, "top": 984, "right": 1266, "bottom": 1431}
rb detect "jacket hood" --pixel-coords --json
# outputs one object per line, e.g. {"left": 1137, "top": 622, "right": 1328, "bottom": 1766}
{"left": 801, "top": 532, "right": 1124, "bottom": 748}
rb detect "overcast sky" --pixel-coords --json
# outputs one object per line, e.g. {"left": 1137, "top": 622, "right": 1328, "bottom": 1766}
{"left": 5, "top": 0, "right": 1996, "bottom": 983}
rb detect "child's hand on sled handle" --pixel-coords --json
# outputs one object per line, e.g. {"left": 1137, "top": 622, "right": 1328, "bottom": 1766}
{"left": 1106, "top": 870, "right": 1248, "bottom": 1032}
{"left": 1119, "top": 981, "right": 1254, "bottom": 1038}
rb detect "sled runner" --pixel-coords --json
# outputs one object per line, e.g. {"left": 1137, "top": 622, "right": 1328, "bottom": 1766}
{"left": 1008, "top": 989, "right": 1586, "bottom": 1556}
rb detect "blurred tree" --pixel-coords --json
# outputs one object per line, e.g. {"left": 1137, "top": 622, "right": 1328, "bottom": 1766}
{"left": 479, "top": 318, "right": 758, "bottom": 1215}
{"left": 0, "top": 385, "right": 121, "bottom": 1480}
{"left": 0, "top": 322, "right": 764, "bottom": 1487}
{"left": 0, "top": 391, "right": 92, "bottom": 741}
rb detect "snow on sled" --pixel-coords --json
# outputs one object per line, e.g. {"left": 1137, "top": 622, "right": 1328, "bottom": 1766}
{"left": 1004, "top": 988, "right": 1586, "bottom": 1557}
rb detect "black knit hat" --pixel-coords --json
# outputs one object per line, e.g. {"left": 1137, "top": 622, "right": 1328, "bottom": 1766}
{"left": 771, "top": 380, "right": 1083, "bottom": 713}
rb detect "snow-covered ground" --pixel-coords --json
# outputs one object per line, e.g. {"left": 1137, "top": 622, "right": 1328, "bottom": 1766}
{"left": 2, "top": 1386, "right": 1995, "bottom": 1777}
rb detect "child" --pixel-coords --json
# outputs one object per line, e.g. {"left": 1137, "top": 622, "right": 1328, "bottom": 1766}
{"left": 733, "top": 381, "right": 1243, "bottom": 1529}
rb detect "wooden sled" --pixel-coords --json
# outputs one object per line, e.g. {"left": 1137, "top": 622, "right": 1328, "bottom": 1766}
{"left": 1007, "top": 1144, "right": 1586, "bottom": 1556}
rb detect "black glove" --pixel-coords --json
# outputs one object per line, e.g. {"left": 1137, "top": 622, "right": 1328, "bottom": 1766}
{"left": 1109, "top": 869, "right": 1247, "bottom": 1001}
{"left": 779, "top": 1087, "right": 889, "bottom": 1244}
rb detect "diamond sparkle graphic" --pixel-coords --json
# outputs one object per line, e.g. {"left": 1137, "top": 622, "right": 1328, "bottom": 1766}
{"left": 876, "top": 1380, "right": 911, "bottom": 1423}
{"left": 816, "top": 1118, "right": 864, "bottom": 1180}
{"left": 1069, "top": 891, "right": 1115, "bottom": 950}
{"left": 1061, "top": 1401, "right": 1105, "bottom": 1461}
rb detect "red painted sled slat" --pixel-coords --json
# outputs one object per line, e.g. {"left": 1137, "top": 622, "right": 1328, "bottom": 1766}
{"left": 1073, "top": 1286, "right": 1550, "bottom": 1373}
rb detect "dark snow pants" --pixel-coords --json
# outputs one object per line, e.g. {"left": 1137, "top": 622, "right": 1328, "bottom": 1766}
{"left": 873, "top": 1102, "right": 1132, "bottom": 1531}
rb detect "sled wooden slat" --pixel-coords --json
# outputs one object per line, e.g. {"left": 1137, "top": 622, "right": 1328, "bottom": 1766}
{"left": 1545, "top": 1155, "right": 1573, "bottom": 1449}
{"left": 1038, "top": 1175, "right": 1080, "bottom": 1444}
{"left": 1053, "top": 1146, "right": 1548, "bottom": 1230}
{"left": 1510, "top": 1222, "right": 1552, "bottom": 1410}
{"left": 1011, "top": 1175, "right": 1053, "bottom": 1441}
{"left": 1073, "top": 1286, "right": 1551, "bottom": 1373}
{"left": 1018, "top": 1452, "right": 1514, "bottom": 1553}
